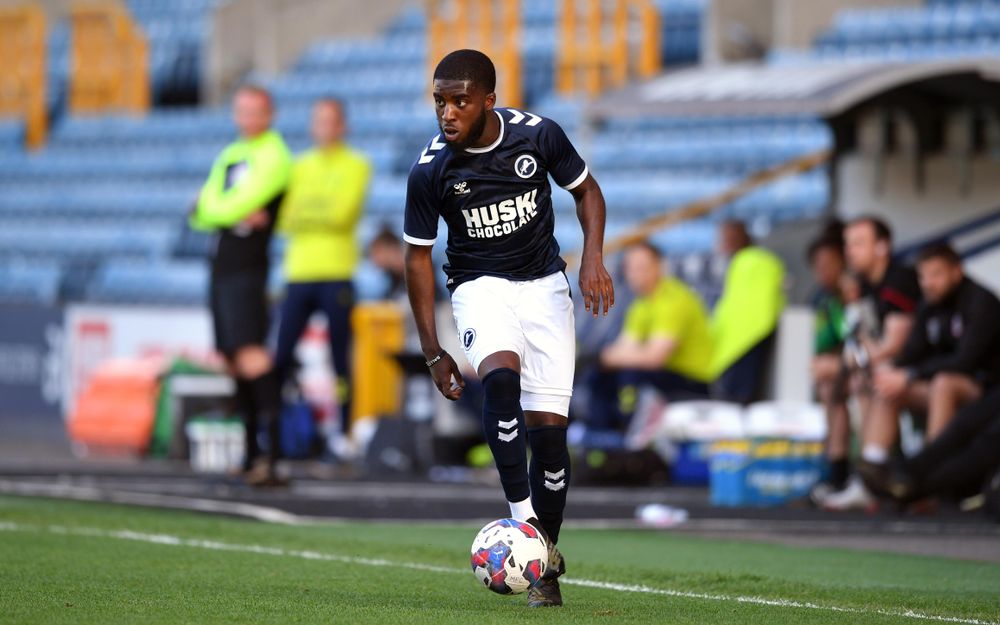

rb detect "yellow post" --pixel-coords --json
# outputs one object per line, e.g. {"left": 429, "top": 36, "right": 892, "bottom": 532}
{"left": 637, "top": 0, "right": 661, "bottom": 79}
{"left": 585, "top": 0, "right": 602, "bottom": 96}
{"left": 611, "top": 0, "right": 629, "bottom": 88}
{"left": 70, "top": 2, "right": 150, "bottom": 115}
{"left": 425, "top": 0, "right": 522, "bottom": 108}
{"left": 0, "top": 5, "right": 47, "bottom": 149}
{"left": 350, "top": 303, "right": 405, "bottom": 425}
{"left": 557, "top": 0, "right": 577, "bottom": 94}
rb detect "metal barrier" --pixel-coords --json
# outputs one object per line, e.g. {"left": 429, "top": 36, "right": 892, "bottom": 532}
{"left": 0, "top": 5, "right": 47, "bottom": 149}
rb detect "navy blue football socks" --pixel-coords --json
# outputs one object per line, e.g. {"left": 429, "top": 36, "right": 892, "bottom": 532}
{"left": 482, "top": 368, "right": 531, "bottom": 505}
{"left": 528, "top": 425, "right": 570, "bottom": 544}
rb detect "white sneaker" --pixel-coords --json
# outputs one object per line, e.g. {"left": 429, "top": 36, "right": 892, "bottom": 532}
{"left": 822, "top": 476, "right": 876, "bottom": 511}
{"left": 809, "top": 481, "right": 836, "bottom": 507}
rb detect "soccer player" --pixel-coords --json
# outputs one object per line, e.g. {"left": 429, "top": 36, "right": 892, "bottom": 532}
{"left": 190, "top": 85, "right": 292, "bottom": 486}
{"left": 275, "top": 98, "right": 372, "bottom": 437}
{"left": 403, "top": 50, "right": 614, "bottom": 607}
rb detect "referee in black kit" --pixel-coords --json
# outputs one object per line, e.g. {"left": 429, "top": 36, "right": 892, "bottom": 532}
{"left": 190, "top": 85, "right": 292, "bottom": 486}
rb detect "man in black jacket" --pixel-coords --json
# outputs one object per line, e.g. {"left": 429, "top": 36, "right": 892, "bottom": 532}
{"left": 862, "top": 243, "right": 1000, "bottom": 487}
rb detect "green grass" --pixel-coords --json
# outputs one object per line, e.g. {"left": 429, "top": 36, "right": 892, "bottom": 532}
{"left": 1, "top": 495, "right": 997, "bottom": 625}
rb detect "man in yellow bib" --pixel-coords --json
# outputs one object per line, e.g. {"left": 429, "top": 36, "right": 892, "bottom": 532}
{"left": 274, "top": 98, "right": 372, "bottom": 436}
{"left": 586, "top": 241, "right": 714, "bottom": 431}
{"left": 711, "top": 220, "right": 786, "bottom": 404}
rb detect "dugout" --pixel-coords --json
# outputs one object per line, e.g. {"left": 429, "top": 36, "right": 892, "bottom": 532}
{"left": 586, "top": 57, "right": 1000, "bottom": 401}
{"left": 587, "top": 57, "right": 1000, "bottom": 292}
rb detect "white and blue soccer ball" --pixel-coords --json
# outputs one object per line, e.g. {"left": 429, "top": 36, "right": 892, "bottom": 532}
{"left": 470, "top": 518, "right": 548, "bottom": 594}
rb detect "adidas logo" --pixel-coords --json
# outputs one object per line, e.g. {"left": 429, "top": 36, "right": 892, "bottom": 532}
{"left": 543, "top": 469, "right": 566, "bottom": 491}
{"left": 497, "top": 418, "right": 518, "bottom": 443}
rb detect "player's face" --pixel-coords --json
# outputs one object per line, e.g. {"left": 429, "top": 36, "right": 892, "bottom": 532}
{"left": 844, "top": 223, "right": 880, "bottom": 275}
{"left": 623, "top": 247, "right": 661, "bottom": 296}
{"left": 233, "top": 90, "right": 272, "bottom": 138}
{"left": 811, "top": 246, "right": 844, "bottom": 292}
{"left": 312, "top": 101, "right": 345, "bottom": 147}
{"left": 917, "top": 257, "right": 962, "bottom": 304}
{"left": 433, "top": 79, "right": 494, "bottom": 149}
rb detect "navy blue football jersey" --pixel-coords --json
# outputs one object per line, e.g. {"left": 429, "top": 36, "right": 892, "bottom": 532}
{"left": 403, "top": 107, "right": 588, "bottom": 291}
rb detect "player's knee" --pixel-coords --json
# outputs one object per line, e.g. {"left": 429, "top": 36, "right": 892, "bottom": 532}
{"left": 234, "top": 346, "right": 272, "bottom": 379}
{"left": 929, "top": 372, "right": 967, "bottom": 395}
{"left": 527, "top": 425, "right": 567, "bottom": 461}
{"left": 482, "top": 367, "right": 521, "bottom": 412}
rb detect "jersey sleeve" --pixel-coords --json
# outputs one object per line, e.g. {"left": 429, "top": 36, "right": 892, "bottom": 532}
{"left": 403, "top": 165, "right": 439, "bottom": 246}
{"left": 537, "top": 118, "right": 588, "bottom": 191}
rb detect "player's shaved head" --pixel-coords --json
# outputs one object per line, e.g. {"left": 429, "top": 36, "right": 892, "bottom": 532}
{"left": 433, "top": 49, "right": 496, "bottom": 93}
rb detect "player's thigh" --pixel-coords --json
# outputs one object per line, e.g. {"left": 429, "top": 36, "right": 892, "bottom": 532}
{"left": 903, "top": 380, "right": 931, "bottom": 412}
{"left": 451, "top": 276, "right": 525, "bottom": 374}
{"left": 518, "top": 273, "right": 575, "bottom": 408}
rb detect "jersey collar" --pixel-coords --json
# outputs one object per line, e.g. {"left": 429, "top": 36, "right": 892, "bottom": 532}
{"left": 464, "top": 110, "right": 505, "bottom": 154}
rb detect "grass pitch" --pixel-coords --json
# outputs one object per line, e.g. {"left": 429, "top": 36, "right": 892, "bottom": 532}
{"left": 1, "top": 495, "right": 997, "bottom": 625}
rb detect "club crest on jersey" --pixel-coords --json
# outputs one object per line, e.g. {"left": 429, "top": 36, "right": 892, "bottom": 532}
{"left": 514, "top": 154, "right": 537, "bottom": 179}
{"left": 461, "top": 188, "right": 539, "bottom": 239}
{"left": 463, "top": 328, "right": 476, "bottom": 350}
{"left": 453, "top": 181, "right": 470, "bottom": 195}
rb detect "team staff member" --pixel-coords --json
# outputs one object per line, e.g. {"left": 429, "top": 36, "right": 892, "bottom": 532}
{"left": 190, "top": 85, "right": 292, "bottom": 486}
{"left": 589, "top": 241, "right": 713, "bottom": 432}
{"left": 861, "top": 242, "right": 1000, "bottom": 491}
{"left": 275, "top": 98, "right": 372, "bottom": 434}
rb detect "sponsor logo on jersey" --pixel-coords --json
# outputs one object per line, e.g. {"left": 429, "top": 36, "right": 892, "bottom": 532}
{"left": 514, "top": 154, "right": 537, "bottom": 179}
{"left": 460, "top": 188, "right": 539, "bottom": 239}
{"left": 453, "top": 181, "right": 471, "bottom": 195}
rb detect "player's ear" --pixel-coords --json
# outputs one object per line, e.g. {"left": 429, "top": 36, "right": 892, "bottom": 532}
{"left": 485, "top": 91, "right": 496, "bottom": 111}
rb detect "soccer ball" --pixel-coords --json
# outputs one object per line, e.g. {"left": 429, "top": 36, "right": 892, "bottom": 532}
{"left": 470, "top": 518, "right": 548, "bottom": 594}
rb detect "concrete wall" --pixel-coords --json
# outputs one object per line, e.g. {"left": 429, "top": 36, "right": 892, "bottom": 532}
{"left": 204, "top": 0, "right": 413, "bottom": 105}
{"left": 836, "top": 154, "right": 1000, "bottom": 244}
{"left": 703, "top": 0, "right": 920, "bottom": 63}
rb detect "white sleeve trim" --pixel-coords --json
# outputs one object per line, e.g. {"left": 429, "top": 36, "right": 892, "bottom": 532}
{"left": 403, "top": 232, "right": 437, "bottom": 246}
{"left": 561, "top": 165, "right": 589, "bottom": 191}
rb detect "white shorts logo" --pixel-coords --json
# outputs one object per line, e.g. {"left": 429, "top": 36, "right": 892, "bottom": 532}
{"left": 463, "top": 328, "right": 476, "bottom": 350}
{"left": 514, "top": 154, "right": 537, "bottom": 179}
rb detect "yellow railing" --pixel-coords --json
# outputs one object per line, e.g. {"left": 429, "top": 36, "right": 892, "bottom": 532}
{"left": 69, "top": 2, "right": 149, "bottom": 115}
{"left": 557, "top": 0, "right": 661, "bottom": 98}
{"left": 426, "top": 0, "right": 523, "bottom": 108}
{"left": 0, "top": 5, "right": 47, "bottom": 149}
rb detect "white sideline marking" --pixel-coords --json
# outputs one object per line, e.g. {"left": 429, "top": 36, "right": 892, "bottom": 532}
{"left": 0, "top": 521, "right": 995, "bottom": 625}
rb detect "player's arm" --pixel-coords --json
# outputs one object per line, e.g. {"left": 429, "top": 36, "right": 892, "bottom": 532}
{"left": 193, "top": 140, "right": 292, "bottom": 230}
{"left": 404, "top": 243, "right": 464, "bottom": 400}
{"left": 602, "top": 335, "right": 675, "bottom": 370}
{"left": 867, "top": 312, "right": 913, "bottom": 364}
{"left": 570, "top": 174, "right": 614, "bottom": 317}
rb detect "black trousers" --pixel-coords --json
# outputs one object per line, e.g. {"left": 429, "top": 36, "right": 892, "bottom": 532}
{"left": 905, "top": 387, "right": 1000, "bottom": 498}
{"left": 275, "top": 280, "right": 355, "bottom": 433}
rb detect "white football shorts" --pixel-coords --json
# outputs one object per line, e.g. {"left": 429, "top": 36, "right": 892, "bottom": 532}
{"left": 451, "top": 271, "right": 576, "bottom": 417}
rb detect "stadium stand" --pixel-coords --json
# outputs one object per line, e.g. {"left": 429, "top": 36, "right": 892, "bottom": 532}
{"left": 1, "top": 0, "right": 997, "bottom": 306}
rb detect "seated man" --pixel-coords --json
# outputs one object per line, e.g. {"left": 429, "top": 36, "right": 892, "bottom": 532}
{"left": 806, "top": 233, "right": 852, "bottom": 492}
{"left": 586, "top": 241, "right": 713, "bottom": 433}
{"left": 862, "top": 242, "right": 1000, "bottom": 489}
{"left": 710, "top": 220, "right": 785, "bottom": 404}
{"left": 867, "top": 386, "right": 1000, "bottom": 505}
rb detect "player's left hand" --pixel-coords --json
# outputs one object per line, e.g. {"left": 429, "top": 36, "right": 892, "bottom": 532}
{"left": 241, "top": 209, "right": 271, "bottom": 229}
{"left": 579, "top": 253, "right": 614, "bottom": 317}
{"left": 429, "top": 351, "right": 466, "bottom": 401}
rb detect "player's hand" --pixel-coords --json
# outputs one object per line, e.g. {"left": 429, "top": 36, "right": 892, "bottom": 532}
{"left": 579, "top": 253, "right": 615, "bottom": 317}
{"left": 429, "top": 351, "right": 465, "bottom": 401}
{"left": 241, "top": 209, "right": 271, "bottom": 229}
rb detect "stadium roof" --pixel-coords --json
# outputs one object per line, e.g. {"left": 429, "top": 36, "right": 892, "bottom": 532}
{"left": 588, "top": 57, "right": 1000, "bottom": 119}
